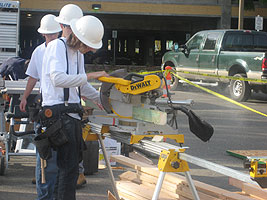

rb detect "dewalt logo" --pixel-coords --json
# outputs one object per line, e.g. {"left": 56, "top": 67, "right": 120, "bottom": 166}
{"left": 130, "top": 80, "right": 151, "bottom": 90}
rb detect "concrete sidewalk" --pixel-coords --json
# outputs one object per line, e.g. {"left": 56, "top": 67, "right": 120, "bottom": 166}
{"left": 0, "top": 156, "right": 126, "bottom": 200}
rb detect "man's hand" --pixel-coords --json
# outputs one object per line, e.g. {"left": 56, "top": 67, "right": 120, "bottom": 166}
{"left": 86, "top": 71, "right": 109, "bottom": 80}
{"left": 96, "top": 102, "right": 104, "bottom": 110}
{"left": 19, "top": 97, "right": 27, "bottom": 112}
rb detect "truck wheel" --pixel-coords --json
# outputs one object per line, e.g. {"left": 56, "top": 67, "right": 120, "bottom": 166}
{"left": 229, "top": 74, "right": 251, "bottom": 102}
{"left": 0, "top": 156, "right": 5, "bottom": 175}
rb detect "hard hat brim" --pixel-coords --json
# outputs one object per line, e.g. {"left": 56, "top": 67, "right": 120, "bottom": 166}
{"left": 37, "top": 27, "right": 62, "bottom": 34}
{"left": 70, "top": 18, "right": 103, "bottom": 50}
{"left": 55, "top": 17, "right": 70, "bottom": 26}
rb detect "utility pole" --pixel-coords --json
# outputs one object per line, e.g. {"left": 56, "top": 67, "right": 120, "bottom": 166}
{"left": 238, "top": 0, "right": 244, "bottom": 29}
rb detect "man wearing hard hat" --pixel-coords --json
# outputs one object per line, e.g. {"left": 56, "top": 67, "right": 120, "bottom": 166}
{"left": 39, "top": 15, "right": 108, "bottom": 199}
{"left": 19, "top": 14, "right": 61, "bottom": 200}
{"left": 54, "top": 3, "right": 88, "bottom": 188}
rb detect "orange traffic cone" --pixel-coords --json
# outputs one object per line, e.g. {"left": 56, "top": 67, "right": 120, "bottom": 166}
{"left": 162, "top": 66, "right": 172, "bottom": 98}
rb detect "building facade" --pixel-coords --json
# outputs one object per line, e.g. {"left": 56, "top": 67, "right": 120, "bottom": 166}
{"left": 17, "top": 0, "right": 267, "bottom": 66}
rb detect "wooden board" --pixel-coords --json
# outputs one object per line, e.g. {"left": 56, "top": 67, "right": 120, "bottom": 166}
{"left": 137, "top": 171, "right": 179, "bottom": 193}
{"left": 132, "top": 106, "right": 167, "bottom": 125}
{"left": 140, "top": 181, "right": 180, "bottom": 199}
{"left": 226, "top": 150, "right": 267, "bottom": 160}
{"left": 119, "top": 171, "right": 141, "bottom": 184}
{"left": 229, "top": 177, "right": 267, "bottom": 200}
{"left": 116, "top": 181, "right": 173, "bottom": 200}
{"left": 129, "top": 151, "right": 153, "bottom": 165}
{"left": 108, "top": 190, "right": 117, "bottom": 200}
{"left": 112, "top": 155, "right": 257, "bottom": 200}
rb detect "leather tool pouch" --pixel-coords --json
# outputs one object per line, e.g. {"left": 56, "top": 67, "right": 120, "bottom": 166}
{"left": 34, "top": 118, "right": 69, "bottom": 160}
{"left": 45, "top": 119, "right": 68, "bottom": 148}
{"left": 34, "top": 134, "right": 52, "bottom": 160}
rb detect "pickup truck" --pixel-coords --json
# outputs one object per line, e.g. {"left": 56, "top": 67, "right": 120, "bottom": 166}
{"left": 161, "top": 29, "right": 267, "bottom": 101}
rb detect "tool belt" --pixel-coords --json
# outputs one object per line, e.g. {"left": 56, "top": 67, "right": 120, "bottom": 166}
{"left": 39, "top": 103, "right": 84, "bottom": 123}
{"left": 34, "top": 103, "right": 84, "bottom": 160}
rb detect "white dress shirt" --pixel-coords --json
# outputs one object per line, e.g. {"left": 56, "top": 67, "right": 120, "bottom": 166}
{"left": 41, "top": 37, "right": 99, "bottom": 107}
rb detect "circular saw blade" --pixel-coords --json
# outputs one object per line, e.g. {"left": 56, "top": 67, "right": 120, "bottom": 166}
{"left": 100, "top": 69, "right": 128, "bottom": 114}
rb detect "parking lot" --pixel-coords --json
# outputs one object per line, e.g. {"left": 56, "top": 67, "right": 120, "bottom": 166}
{"left": 1, "top": 85, "right": 267, "bottom": 199}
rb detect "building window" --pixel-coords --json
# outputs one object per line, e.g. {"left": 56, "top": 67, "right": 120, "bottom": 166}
{"left": 155, "top": 40, "right": 161, "bottom": 52}
{"left": 166, "top": 40, "right": 173, "bottom": 50}
{"left": 135, "top": 40, "right": 140, "bottom": 54}
{"left": 118, "top": 40, "right": 121, "bottom": 52}
{"left": 108, "top": 39, "right": 112, "bottom": 51}
{"left": 124, "top": 40, "right": 127, "bottom": 53}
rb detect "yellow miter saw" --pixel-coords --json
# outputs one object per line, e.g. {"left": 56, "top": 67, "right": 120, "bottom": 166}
{"left": 99, "top": 70, "right": 162, "bottom": 120}
{"left": 88, "top": 69, "right": 214, "bottom": 145}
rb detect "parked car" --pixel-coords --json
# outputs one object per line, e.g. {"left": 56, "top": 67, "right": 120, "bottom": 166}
{"left": 161, "top": 29, "right": 267, "bottom": 101}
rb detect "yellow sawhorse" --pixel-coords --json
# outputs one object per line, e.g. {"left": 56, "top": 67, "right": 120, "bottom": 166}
{"left": 152, "top": 148, "right": 200, "bottom": 200}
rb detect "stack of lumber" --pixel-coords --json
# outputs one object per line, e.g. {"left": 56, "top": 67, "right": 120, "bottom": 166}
{"left": 111, "top": 155, "right": 266, "bottom": 200}
{"left": 229, "top": 177, "right": 267, "bottom": 200}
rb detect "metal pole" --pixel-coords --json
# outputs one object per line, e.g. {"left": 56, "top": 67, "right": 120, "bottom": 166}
{"left": 133, "top": 140, "right": 258, "bottom": 186}
{"left": 152, "top": 171, "right": 166, "bottom": 200}
{"left": 180, "top": 153, "right": 257, "bottom": 185}
{"left": 185, "top": 171, "right": 200, "bottom": 200}
{"left": 113, "top": 38, "right": 116, "bottom": 66}
{"left": 238, "top": 0, "right": 244, "bottom": 30}
{"left": 97, "top": 133, "right": 120, "bottom": 200}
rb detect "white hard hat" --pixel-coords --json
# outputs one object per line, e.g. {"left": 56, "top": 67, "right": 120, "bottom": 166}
{"left": 38, "top": 14, "right": 62, "bottom": 34}
{"left": 70, "top": 15, "right": 104, "bottom": 49}
{"left": 55, "top": 4, "right": 83, "bottom": 25}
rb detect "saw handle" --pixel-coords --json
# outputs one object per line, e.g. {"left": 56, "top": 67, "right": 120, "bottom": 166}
{"left": 98, "top": 76, "right": 131, "bottom": 86}
{"left": 124, "top": 73, "right": 144, "bottom": 81}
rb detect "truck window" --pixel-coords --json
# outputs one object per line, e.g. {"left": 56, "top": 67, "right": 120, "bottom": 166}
{"left": 254, "top": 35, "right": 267, "bottom": 50}
{"left": 242, "top": 34, "right": 253, "bottom": 49}
{"left": 187, "top": 33, "right": 204, "bottom": 50}
{"left": 223, "top": 32, "right": 267, "bottom": 51}
{"left": 203, "top": 33, "right": 220, "bottom": 50}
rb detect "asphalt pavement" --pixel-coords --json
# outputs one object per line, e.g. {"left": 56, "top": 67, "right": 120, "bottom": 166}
{"left": 1, "top": 85, "right": 267, "bottom": 199}
{"left": 0, "top": 155, "right": 127, "bottom": 200}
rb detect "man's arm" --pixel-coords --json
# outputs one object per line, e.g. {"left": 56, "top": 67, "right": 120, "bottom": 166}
{"left": 19, "top": 76, "right": 38, "bottom": 112}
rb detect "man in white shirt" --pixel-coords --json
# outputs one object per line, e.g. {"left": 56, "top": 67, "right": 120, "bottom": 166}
{"left": 19, "top": 14, "right": 61, "bottom": 200}
{"left": 54, "top": 3, "right": 88, "bottom": 188}
{"left": 40, "top": 15, "right": 108, "bottom": 200}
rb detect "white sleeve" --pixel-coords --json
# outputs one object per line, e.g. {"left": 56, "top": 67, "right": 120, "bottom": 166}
{"left": 50, "top": 71, "right": 87, "bottom": 88}
{"left": 26, "top": 47, "right": 39, "bottom": 79}
{"left": 78, "top": 52, "right": 100, "bottom": 102}
{"left": 42, "top": 40, "right": 66, "bottom": 76}
{"left": 80, "top": 83, "right": 100, "bottom": 102}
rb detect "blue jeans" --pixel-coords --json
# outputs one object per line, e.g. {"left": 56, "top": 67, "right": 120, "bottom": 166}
{"left": 79, "top": 161, "right": 84, "bottom": 174}
{"left": 35, "top": 121, "right": 58, "bottom": 200}
{"left": 55, "top": 115, "right": 82, "bottom": 200}
{"left": 36, "top": 150, "right": 58, "bottom": 200}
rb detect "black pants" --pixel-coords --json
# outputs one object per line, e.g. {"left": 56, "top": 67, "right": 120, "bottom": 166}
{"left": 54, "top": 114, "right": 83, "bottom": 200}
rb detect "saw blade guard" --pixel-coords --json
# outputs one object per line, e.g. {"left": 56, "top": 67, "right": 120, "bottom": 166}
{"left": 100, "top": 69, "right": 128, "bottom": 114}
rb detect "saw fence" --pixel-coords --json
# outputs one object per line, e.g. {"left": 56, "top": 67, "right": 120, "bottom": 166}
{"left": 111, "top": 155, "right": 267, "bottom": 200}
